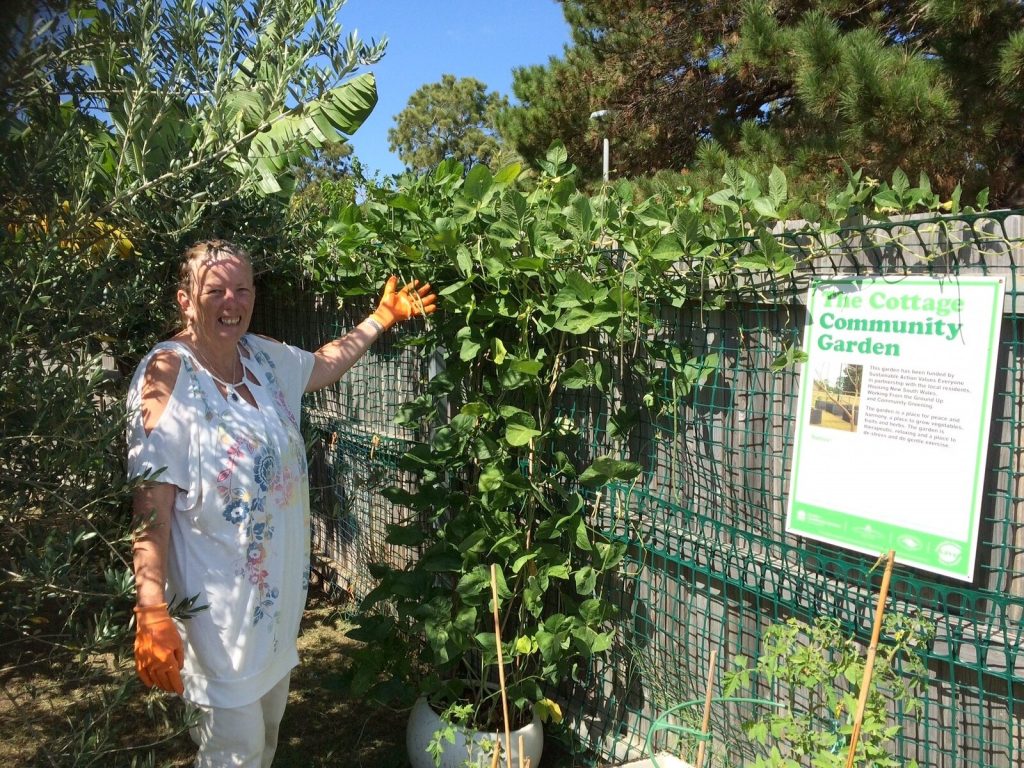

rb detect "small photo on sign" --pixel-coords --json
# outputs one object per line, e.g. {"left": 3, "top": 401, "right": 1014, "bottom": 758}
{"left": 808, "top": 360, "right": 862, "bottom": 433}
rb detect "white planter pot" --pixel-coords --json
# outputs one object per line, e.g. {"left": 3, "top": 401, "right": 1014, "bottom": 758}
{"left": 615, "top": 756, "right": 695, "bottom": 768}
{"left": 406, "top": 696, "right": 544, "bottom": 768}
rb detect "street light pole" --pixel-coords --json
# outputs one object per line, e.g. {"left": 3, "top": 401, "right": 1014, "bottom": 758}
{"left": 601, "top": 136, "right": 609, "bottom": 183}
{"left": 589, "top": 109, "right": 610, "bottom": 183}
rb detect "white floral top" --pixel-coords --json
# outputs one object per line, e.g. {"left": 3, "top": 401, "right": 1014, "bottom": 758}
{"left": 127, "top": 334, "right": 314, "bottom": 708}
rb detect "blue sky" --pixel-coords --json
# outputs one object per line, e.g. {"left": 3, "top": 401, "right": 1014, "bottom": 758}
{"left": 337, "top": 0, "right": 572, "bottom": 177}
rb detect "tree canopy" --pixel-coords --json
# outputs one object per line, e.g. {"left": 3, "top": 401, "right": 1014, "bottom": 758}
{"left": 502, "top": 0, "right": 1024, "bottom": 205}
{"left": 388, "top": 73, "right": 514, "bottom": 173}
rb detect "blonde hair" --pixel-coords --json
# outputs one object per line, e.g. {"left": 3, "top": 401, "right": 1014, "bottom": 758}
{"left": 175, "top": 239, "right": 253, "bottom": 329}
{"left": 178, "top": 239, "right": 253, "bottom": 296}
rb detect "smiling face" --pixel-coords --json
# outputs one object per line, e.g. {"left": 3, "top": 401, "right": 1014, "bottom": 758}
{"left": 176, "top": 250, "right": 255, "bottom": 351}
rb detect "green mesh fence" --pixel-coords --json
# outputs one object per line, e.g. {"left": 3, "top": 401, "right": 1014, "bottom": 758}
{"left": 259, "top": 211, "right": 1024, "bottom": 768}
{"left": 252, "top": 288, "right": 429, "bottom": 599}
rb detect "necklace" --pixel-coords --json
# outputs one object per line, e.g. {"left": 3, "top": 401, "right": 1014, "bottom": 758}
{"left": 191, "top": 344, "right": 245, "bottom": 401}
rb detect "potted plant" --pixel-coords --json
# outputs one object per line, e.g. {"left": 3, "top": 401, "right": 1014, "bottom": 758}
{"left": 341, "top": 150, "right": 651, "bottom": 766}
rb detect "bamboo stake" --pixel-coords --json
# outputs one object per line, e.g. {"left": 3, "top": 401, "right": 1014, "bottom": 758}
{"left": 695, "top": 649, "right": 718, "bottom": 768}
{"left": 491, "top": 564, "right": 513, "bottom": 768}
{"left": 490, "top": 743, "right": 501, "bottom": 768}
{"left": 844, "top": 550, "right": 896, "bottom": 768}
{"left": 518, "top": 734, "right": 525, "bottom": 768}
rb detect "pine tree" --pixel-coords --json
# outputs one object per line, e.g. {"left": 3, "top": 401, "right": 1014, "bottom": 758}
{"left": 727, "top": 0, "right": 1024, "bottom": 204}
{"left": 498, "top": 53, "right": 600, "bottom": 180}
{"left": 502, "top": 1, "right": 752, "bottom": 182}
{"left": 503, "top": 0, "right": 1024, "bottom": 205}
{"left": 388, "top": 74, "right": 513, "bottom": 173}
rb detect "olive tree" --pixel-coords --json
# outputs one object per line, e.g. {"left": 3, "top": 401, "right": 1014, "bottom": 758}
{"left": 0, "top": 1, "right": 381, "bottom": 763}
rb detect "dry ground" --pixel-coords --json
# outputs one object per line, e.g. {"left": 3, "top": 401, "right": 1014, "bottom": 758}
{"left": 2, "top": 590, "right": 582, "bottom": 767}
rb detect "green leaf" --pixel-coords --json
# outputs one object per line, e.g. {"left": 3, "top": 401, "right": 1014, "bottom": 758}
{"left": 399, "top": 444, "right": 438, "bottom": 470}
{"left": 736, "top": 248, "right": 773, "bottom": 270}
{"left": 381, "top": 485, "right": 418, "bottom": 506}
{"left": 560, "top": 359, "right": 592, "bottom": 389}
{"left": 768, "top": 165, "right": 787, "bottom": 207}
{"left": 872, "top": 188, "right": 901, "bottom": 211}
{"left": 505, "top": 414, "right": 541, "bottom": 446}
{"left": 551, "top": 289, "right": 583, "bottom": 309}
{"left": 771, "top": 344, "right": 808, "bottom": 372}
{"left": 460, "top": 338, "right": 482, "bottom": 361}
{"left": 536, "top": 627, "right": 568, "bottom": 661}
{"left": 513, "top": 256, "right": 546, "bottom": 274}
{"left": 588, "top": 630, "right": 613, "bottom": 654}
{"left": 707, "top": 189, "right": 738, "bottom": 210}
{"left": 222, "top": 91, "right": 266, "bottom": 129}
{"left": 573, "top": 515, "right": 592, "bottom": 551}
{"left": 543, "top": 141, "right": 568, "bottom": 173}
{"left": 456, "top": 568, "right": 492, "bottom": 601}
{"left": 388, "top": 193, "right": 421, "bottom": 213}
{"left": 565, "top": 193, "right": 595, "bottom": 238}
{"left": 514, "top": 635, "right": 534, "bottom": 655}
{"left": 491, "top": 338, "right": 507, "bottom": 365}
{"left": 579, "top": 456, "right": 643, "bottom": 488}
{"left": 455, "top": 247, "right": 474, "bottom": 276}
{"left": 595, "top": 540, "right": 627, "bottom": 569}
{"left": 493, "top": 162, "right": 522, "bottom": 185}
{"left": 511, "top": 552, "right": 537, "bottom": 573}
{"left": 535, "top": 698, "right": 563, "bottom": 724}
{"left": 385, "top": 523, "right": 426, "bottom": 546}
{"left": 739, "top": 170, "right": 761, "bottom": 201}
{"left": 440, "top": 280, "right": 471, "bottom": 296}
{"left": 510, "top": 358, "right": 544, "bottom": 376}
{"left": 422, "top": 551, "right": 464, "bottom": 573}
{"left": 607, "top": 407, "right": 638, "bottom": 438}
{"left": 651, "top": 234, "right": 684, "bottom": 262}
{"left": 478, "top": 464, "right": 504, "bottom": 492}
{"left": 747, "top": 720, "right": 769, "bottom": 745}
{"left": 574, "top": 566, "right": 597, "bottom": 594}
{"left": 314, "top": 73, "right": 378, "bottom": 135}
{"left": 891, "top": 167, "right": 910, "bottom": 195}
{"left": 949, "top": 184, "right": 962, "bottom": 213}
{"left": 564, "top": 269, "right": 598, "bottom": 301}
{"left": 457, "top": 326, "right": 482, "bottom": 361}
{"left": 462, "top": 164, "right": 494, "bottom": 204}
{"left": 553, "top": 307, "right": 619, "bottom": 335}
{"left": 751, "top": 197, "right": 779, "bottom": 219}
{"left": 498, "top": 189, "right": 530, "bottom": 233}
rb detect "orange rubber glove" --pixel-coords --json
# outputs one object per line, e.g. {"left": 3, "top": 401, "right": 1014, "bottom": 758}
{"left": 371, "top": 276, "right": 438, "bottom": 331}
{"left": 134, "top": 603, "right": 185, "bottom": 695}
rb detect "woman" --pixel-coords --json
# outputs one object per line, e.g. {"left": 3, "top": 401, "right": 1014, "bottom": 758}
{"left": 127, "top": 239, "right": 436, "bottom": 766}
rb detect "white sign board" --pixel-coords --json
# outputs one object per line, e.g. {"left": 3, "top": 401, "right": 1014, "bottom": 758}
{"left": 786, "top": 276, "right": 1004, "bottom": 581}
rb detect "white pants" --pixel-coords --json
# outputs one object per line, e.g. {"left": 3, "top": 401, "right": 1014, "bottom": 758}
{"left": 189, "top": 672, "right": 292, "bottom": 768}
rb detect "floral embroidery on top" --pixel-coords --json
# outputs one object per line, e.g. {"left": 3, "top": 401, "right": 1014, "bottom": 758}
{"left": 214, "top": 431, "right": 280, "bottom": 626}
{"left": 246, "top": 339, "right": 301, "bottom": 431}
{"left": 178, "top": 354, "right": 217, "bottom": 422}
{"left": 254, "top": 449, "right": 277, "bottom": 491}
{"left": 160, "top": 337, "right": 309, "bottom": 629}
{"left": 173, "top": 343, "right": 285, "bottom": 628}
